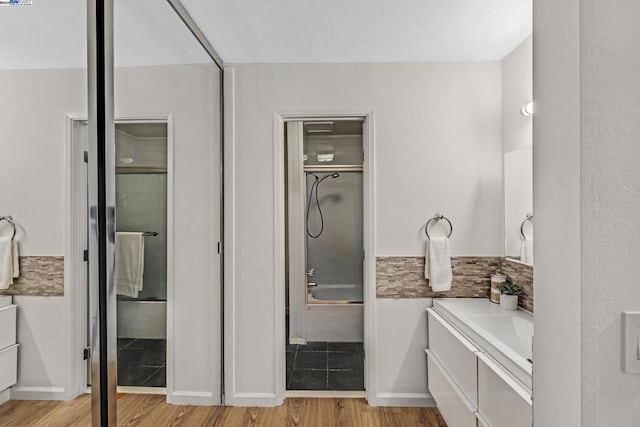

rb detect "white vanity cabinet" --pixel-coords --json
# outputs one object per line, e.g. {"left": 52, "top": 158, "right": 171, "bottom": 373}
{"left": 0, "top": 296, "right": 18, "bottom": 403}
{"left": 477, "top": 353, "right": 532, "bottom": 427}
{"left": 426, "top": 303, "right": 533, "bottom": 427}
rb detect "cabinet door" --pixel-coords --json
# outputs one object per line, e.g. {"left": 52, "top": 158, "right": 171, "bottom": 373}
{"left": 427, "top": 350, "right": 477, "bottom": 427}
{"left": 427, "top": 309, "right": 479, "bottom": 408}
{"left": 477, "top": 353, "right": 532, "bottom": 427}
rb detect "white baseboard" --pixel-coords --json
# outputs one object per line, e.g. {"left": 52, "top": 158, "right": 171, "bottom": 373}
{"left": 168, "top": 391, "right": 218, "bottom": 406}
{"left": 10, "top": 386, "right": 67, "bottom": 401}
{"left": 369, "top": 392, "right": 436, "bottom": 407}
{"left": 225, "top": 392, "right": 280, "bottom": 407}
{"left": 0, "top": 389, "right": 10, "bottom": 405}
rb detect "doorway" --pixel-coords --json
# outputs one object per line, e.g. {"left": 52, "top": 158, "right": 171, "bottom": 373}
{"left": 285, "top": 118, "right": 367, "bottom": 393}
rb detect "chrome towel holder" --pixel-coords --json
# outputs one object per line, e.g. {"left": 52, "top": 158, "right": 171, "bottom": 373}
{"left": 425, "top": 213, "right": 453, "bottom": 239}
{"left": 520, "top": 213, "right": 533, "bottom": 239}
{"left": 0, "top": 215, "right": 17, "bottom": 239}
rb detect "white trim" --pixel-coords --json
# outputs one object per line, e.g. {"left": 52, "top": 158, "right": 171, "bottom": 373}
{"left": 226, "top": 392, "right": 278, "bottom": 407}
{"left": 66, "top": 113, "right": 175, "bottom": 402}
{"left": 64, "top": 113, "right": 89, "bottom": 401}
{"left": 370, "top": 393, "right": 436, "bottom": 408}
{"left": 273, "top": 112, "right": 286, "bottom": 406}
{"left": 10, "top": 387, "right": 67, "bottom": 401}
{"left": 222, "top": 67, "right": 237, "bottom": 405}
{"left": 168, "top": 391, "right": 218, "bottom": 406}
{"left": 117, "top": 386, "right": 166, "bottom": 395}
{"left": 273, "top": 109, "right": 376, "bottom": 403}
{"left": 286, "top": 390, "right": 366, "bottom": 398}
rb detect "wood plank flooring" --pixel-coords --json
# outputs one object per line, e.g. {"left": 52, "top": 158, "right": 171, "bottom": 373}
{"left": 0, "top": 394, "right": 447, "bottom": 426}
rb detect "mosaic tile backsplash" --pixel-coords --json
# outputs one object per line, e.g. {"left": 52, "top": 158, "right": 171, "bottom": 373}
{"left": 500, "top": 258, "right": 533, "bottom": 312}
{"left": 0, "top": 256, "right": 64, "bottom": 296}
{"left": 376, "top": 256, "right": 502, "bottom": 299}
{"left": 376, "top": 256, "right": 534, "bottom": 312}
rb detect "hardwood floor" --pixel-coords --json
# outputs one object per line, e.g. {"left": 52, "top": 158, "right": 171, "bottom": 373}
{"left": 0, "top": 394, "right": 447, "bottom": 426}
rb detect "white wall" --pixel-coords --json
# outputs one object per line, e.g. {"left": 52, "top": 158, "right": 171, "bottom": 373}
{"left": 501, "top": 36, "right": 533, "bottom": 154}
{"left": 374, "top": 298, "right": 434, "bottom": 406}
{"left": 536, "top": 1, "right": 640, "bottom": 425}
{"left": 0, "top": 68, "right": 85, "bottom": 400}
{"left": 226, "top": 62, "right": 503, "bottom": 405}
{"left": 532, "top": 0, "right": 582, "bottom": 425}
{"left": 579, "top": 1, "right": 640, "bottom": 425}
{"left": 0, "top": 65, "right": 221, "bottom": 404}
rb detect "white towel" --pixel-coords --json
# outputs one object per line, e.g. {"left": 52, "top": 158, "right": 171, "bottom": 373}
{"left": 520, "top": 236, "right": 534, "bottom": 265}
{"left": 0, "top": 237, "right": 13, "bottom": 289}
{"left": 115, "top": 232, "right": 145, "bottom": 298}
{"left": 425, "top": 236, "right": 453, "bottom": 292}
{"left": 12, "top": 240, "right": 19, "bottom": 279}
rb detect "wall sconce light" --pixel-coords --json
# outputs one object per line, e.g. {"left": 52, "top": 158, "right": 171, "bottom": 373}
{"left": 520, "top": 102, "right": 534, "bottom": 117}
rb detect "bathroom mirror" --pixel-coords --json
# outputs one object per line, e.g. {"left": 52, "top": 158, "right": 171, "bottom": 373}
{"left": 504, "top": 145, "right": 533, "bottom": 265}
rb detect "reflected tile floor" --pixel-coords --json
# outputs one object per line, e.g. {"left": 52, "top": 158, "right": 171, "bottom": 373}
{"left": 117, "top": 338, "right": 166, "bottom": 387}
{"left": 286, "top": 342, "right": 364, "bottom": 391}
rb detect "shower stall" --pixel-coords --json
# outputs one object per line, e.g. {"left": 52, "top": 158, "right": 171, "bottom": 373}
{"left": 287, "top": 120, "right": 364, "bottom": 343}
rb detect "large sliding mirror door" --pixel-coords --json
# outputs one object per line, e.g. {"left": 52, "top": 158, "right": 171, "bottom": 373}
{"left": 88, "top": 0, "right": 223, "bottom": 423}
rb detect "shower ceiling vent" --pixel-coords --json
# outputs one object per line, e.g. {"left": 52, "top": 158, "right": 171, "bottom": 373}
{"left": 305, "top": 121, "right": 334, "bottom": 134}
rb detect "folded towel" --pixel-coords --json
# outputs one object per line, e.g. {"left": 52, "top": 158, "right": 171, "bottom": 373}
{"left": 115, "top": 232, "right": 145, "bottom": 298}
{"left": 425, "top": 236, "right": 453, "bottom": 292}
{"left": 520, "top": 235, "right": 534, "bottom": 265}
{"left": 0, "top": 237, "right": 13, "bottom": 289}
{"left": 12, "top": 240, "right": 19, "bottom": 279}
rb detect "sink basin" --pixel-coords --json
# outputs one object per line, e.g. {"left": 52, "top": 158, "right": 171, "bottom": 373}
{"left": 466, "top": 315, "right": 533, "bottom": 361}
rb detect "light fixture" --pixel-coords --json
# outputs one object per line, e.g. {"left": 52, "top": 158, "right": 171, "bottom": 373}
{"left": 317, "top": 153, "right": 334, "bottom": 163}
{"left": 520, "top": 102, "right": 534, "bottom": 117}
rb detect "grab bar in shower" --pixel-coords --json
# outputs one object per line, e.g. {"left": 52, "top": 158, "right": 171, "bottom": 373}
{"left": 520, "top": 213, "right": 533, "bottom": 239}
{"left": 0, "top": 215, "right": 17, "bottom": 239}
{"left": 424, "top": 213, "right": 453, "bottom": 239}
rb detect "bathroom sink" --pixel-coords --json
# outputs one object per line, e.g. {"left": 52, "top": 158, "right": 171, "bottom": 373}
{"left": 466, "top": 315, "right": 533, "bottom": 361}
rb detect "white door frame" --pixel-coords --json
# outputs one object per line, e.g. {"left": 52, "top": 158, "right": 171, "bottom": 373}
{"left": 273, "top": 109, "right": 376, "bottom": 403}
{"left": 65, "top": 113, "right": 175, "bottom": 399}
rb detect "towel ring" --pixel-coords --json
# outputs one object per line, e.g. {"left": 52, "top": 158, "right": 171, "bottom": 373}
{"left": 0, "top": 216, "right": 16, "bottom": 239}
{"left": 425, "top": 213, "right": 453, "bottom": 239}
{"left": 520, "top": 213, "right": 533, "bottom": 239}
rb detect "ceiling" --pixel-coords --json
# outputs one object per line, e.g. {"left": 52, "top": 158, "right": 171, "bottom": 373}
{"left": 183, "top": 0, "right": 532, "bottom": 63}
{"left": 0, "top": 0, "right": 531, "bottom": 69}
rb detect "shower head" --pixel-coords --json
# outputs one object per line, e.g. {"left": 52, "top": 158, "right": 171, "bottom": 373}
{"left": 331, "top": 173, "right": 340, "bottom": 178}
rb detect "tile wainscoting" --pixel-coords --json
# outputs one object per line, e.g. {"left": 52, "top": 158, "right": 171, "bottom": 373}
{"left": 0, "top": 256, "right": 64, "bottom": 296}
{"left": 376, "top": 256, "right": 534, "bottom": 312}
{"left": 376, "top": 256, "right": 502, "bottom": 299}
{"left": 500, "top": 258, "right": 533, "bottom": 312}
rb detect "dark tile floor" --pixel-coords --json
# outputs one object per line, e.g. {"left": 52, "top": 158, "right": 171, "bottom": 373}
{"left": 286, "top": 342, "right": 364, "bottom": 391}
{"left": 117, "top": 338, "right": 166, "bottom": 387}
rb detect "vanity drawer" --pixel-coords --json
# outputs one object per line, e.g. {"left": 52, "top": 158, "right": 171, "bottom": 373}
{"left": 477, "top": 352, "right": 532, "bottom": 427}
{"left": 427, "top": 308, "right": 478, "bottom": 408}
{"left": 426, "top": 350, "right": 477, "bottom": 427}
{"left": 0, "top": 344, "right": 18, "bottom": 391}
{"left": 0, "top": 305, "right": 16, "bottom": 350}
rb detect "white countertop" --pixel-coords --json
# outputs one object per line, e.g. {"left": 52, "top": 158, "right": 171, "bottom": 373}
{"left": 432, "top": 298, "right": 533, "bottom": 389}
